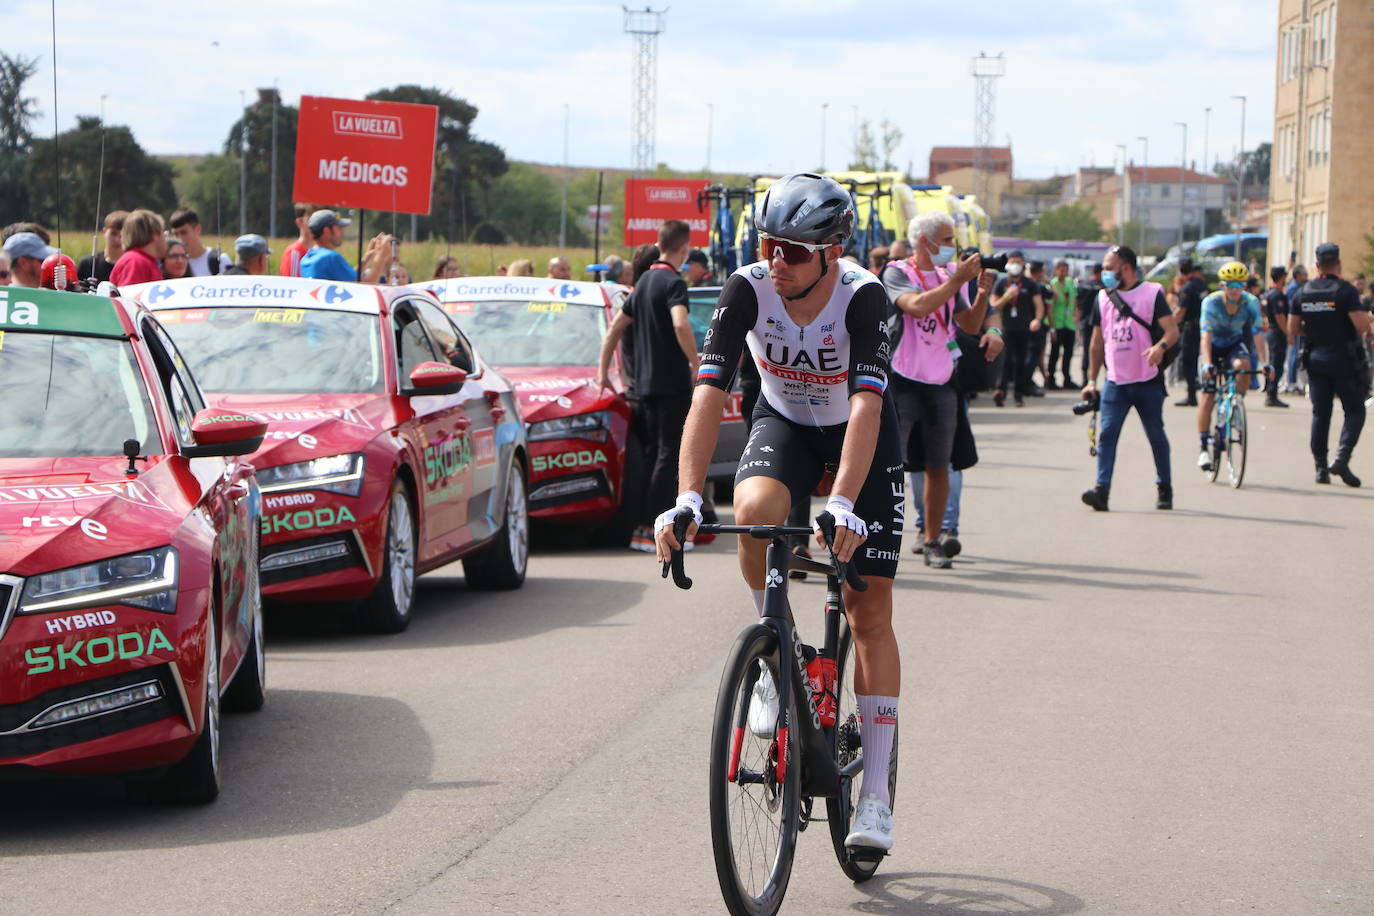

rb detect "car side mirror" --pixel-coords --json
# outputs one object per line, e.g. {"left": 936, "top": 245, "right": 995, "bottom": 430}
{"left": 404, "top": 361, "right": 467, "bottom": 396}
{"left": 183, "top": 408, "right": 268, "bottom": 458}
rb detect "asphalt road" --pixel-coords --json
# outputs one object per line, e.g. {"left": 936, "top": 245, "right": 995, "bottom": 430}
{"left": 2, "top": 387, "right": 1371, "bottom": 915}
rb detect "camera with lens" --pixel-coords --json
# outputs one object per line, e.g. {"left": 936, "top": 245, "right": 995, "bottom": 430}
{"left": 1071, "top": 389, "right": 1099, "bottom": 415}
{"left": 979, "top": 253, "right": 1009, "bottom": 272}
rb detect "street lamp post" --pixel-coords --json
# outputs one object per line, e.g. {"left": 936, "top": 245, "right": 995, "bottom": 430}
{"left": 705, "top": 102, "right": 713, "bottom": 173}
{"left": 1232, "top": 94, "right": 1246, "bottom": 259}
{"left": 1202, "top": 106, "right": 1211, "bottom": 242}
{"left": 1116, "top": 143, "right": 1128, "bottom": 245}
{"left": 559, "top": 103, "right": 569, "bottom": 249}
{"left": 238, "top": 90, "right": 248, "bottom": 236}
{"left": 1175, "top": 121, "right": 1188, "bottom": 248}
{"left": 1137, "top": 135, "right": 1149, "bottom": 251}
{"left": 820, "top": 103, "right": 829, "bottom": 171}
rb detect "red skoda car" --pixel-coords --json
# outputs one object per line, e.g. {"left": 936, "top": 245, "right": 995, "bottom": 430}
{"left": 420, "top": 277, "right": 642, "bottom": 538}
{"left": 0, "top": 287, "right": 266, "bottom": 802}
{"left": 135, "top": 277, "right": 529, "bottom": 633}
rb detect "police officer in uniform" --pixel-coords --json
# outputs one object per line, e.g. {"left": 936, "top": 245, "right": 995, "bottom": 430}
{"left": 1291, "top": 243, "right": 1373, "bottom": 486}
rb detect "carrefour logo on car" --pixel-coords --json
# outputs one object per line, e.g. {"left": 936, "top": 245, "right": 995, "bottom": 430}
{"left": 262, "top": 505, "right": 356, "bottom": 535}
{"left": 26, "top": 627, "right": 174, "bottom": 676}
{"left": 188, "top": 283, "right": 298, "bottom": 300}
{"left": 532, "top": 449, "right": 608, "bottom": 473}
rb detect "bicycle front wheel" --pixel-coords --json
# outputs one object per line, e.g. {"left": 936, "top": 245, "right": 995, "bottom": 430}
{"left": 1207, "top": 400, "right": 1224, "bottom": 483}
{"left": 709, "top": 624, "right": 800, "bottom": 916}
{"left": 825, "top": 615, "right": 898, "bottom": 883}
{"left": 1226, "top": 397, "right": 1247, "bottom": 488}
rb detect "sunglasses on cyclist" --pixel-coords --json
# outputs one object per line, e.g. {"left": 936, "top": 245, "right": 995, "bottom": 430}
{"left": 759, "top": 233, "right": 834, "bottom": 266}
{"left": 1224, "top": 281, "right": 1245, "bottom": 290}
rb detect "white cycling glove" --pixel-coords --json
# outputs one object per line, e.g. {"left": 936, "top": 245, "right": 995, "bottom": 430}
{"left": 654, "top": 490, "right": 703, "bottom": 536}
{"left": 817, "top": 494, "right": 867, "bottom": 540}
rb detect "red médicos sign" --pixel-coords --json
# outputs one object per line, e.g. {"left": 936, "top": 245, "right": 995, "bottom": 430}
{"left": 623, "top": 179, "right": 710, "bottom": 247}
{"left": 292, "top": 96, "right": 438, "bottom": 215}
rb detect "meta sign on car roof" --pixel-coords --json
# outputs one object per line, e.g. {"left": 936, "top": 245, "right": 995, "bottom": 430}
{"left": 292, "top": 95, "right": 439, "bottom": 215}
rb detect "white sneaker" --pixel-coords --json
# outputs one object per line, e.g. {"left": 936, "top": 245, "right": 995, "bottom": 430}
{"left": 845, "top": 793, "right": 893, "bottom": 851}
{"left": 1197, "top": 450, "right": 1213, "bottom": 471}
{"left": 747, "top": 665, "right": 779, "bottom": 737}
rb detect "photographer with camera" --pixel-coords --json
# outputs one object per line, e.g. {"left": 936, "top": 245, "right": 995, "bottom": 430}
{"left": 991, "top": 250, "right": 1045, "bottom": 407}
{"left": 881, "top": 212, "right": 1002, "bottom": 567}
{"left": 1080, "top": 245, "right": 1179, "bottom": 511}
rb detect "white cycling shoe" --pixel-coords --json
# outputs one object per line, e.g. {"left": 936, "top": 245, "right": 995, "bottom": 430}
{"left": 1197, "top": 450, "right": 1213, "bottom": 471}
{"left": 845, "top": 793, "right": 894, "bottom": 851}
{"left": 747, "top": 665, "right": 779, "bottom": 737}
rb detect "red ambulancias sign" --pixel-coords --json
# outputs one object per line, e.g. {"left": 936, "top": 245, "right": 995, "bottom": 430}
{"left": 292, "top": 96, "right": 438, "bottom": 215}
{"left": 623, "top": 179, "right": 710, "bottom": 246}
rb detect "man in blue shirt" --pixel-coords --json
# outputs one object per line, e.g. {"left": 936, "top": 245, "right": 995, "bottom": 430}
{"left": 299, "top": 209, "right": 393, "bottom": 282}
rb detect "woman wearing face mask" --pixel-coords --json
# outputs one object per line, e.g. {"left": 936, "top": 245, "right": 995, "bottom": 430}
{"left": 881, "top": 211, "right": 1003, "bottom": 567}
{"left": 990, "top": 251, "right": 1045, "bottom": 406}
{"left": 1080, "top": 245, "right": 1180, "bottom": 511}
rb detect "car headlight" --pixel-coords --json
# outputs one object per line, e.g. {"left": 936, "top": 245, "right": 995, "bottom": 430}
{"left": 527, "top": 411, "right": 610, "bottom": 443}
{"left": 257, "top": 453, "right": 366, "bottom": 496}
{"left": 20, "top": 547, "right": 178, "bottom": 615}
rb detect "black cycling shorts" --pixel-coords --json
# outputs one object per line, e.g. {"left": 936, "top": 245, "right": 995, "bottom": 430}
{"left": 1202, "top": 341, "right": 1256, "bottom": 393}
{"left": 734, "top": 395, "right": 904, "bottom": 579}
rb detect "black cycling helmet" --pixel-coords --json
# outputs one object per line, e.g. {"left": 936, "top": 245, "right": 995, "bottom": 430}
{"left": 754, "top": 173, "right": 855, "bottom": 244}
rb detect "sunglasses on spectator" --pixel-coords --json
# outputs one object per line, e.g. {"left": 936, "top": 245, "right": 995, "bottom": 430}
{"left": 0, "top": 270, "right": 10, "bottom": 279}
{"left": 759, "top": 233, "right": 834, "bottom": 266}
{"left": 165, "top": 253, "right": 188, "bottom": 260}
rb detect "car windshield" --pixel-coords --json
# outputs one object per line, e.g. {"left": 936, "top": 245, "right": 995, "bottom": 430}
{"left": 156, "top": 307, "right": 384, "bottom": 393}
{"left": 687, "top": 288, "right": 722, "bottom": 351}
{"left": 442, "top": 300, "right": 606, "bottom": 367}
{"left": 0, "top": 333, "right": 162, "bottom": 458}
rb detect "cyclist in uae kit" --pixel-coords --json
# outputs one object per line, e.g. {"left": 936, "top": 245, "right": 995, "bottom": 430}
{"left": 1196, "top": 261, "right": 1270, "bottom": 471}
{"left": 654, "top": 173, "right": 904, "bottom": 852}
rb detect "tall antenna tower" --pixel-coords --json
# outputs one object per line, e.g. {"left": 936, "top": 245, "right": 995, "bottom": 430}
{"left": 971, "top": 52, "right": 1005, "bottom": 206}
{"left": 624, "top": 6, "right": 667, "bottom": 176}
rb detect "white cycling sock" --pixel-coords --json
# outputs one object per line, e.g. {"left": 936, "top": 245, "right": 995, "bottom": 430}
{"left": 857, "top": 694, "right": 898, "bottom": 808}
{"left": 750, "top": 588, "right": 765, "bottom": 615}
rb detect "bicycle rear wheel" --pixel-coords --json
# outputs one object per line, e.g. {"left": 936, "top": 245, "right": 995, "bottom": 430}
{"left": 709, "top": 624, "right": 800, "bottom": 916}
{"left": 1226, "top": 397, "right": 1247, "bottom": 488}
{"left": 825, "top": 615, "right": 898, "bottom": 883}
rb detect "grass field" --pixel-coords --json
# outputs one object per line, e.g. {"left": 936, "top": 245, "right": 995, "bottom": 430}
{"left": 195, "top": 234, "right": 625, "bottom": 281}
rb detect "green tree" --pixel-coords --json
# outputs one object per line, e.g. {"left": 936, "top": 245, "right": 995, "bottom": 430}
{"left": 184, "top": 154, "right": 242, "bottom": 237}
{"left": 477, "top": 162, "right": 585, "bottom": 245}
{"left": 848, "top": 118, "right": 903, "bottom": 172}
{"left": 0, "top": 52, "right": 40, "bottom": 225}
{"left": 365, "top": 85, "right": 507, "bottom": 241}
{"left": 224, "top": 88, "right": 298, "bottom": 235}
{"left": 1214, "top": 141, "right": 1271, "bottom": 188}
{"left": 1028, "top": 203, "right": 1103, "bottom": 241}
{"left": 1360, "top": 228, "right": 1374, "bottom": 277}
{"left": 25, "top": 116, "right": 176, "bottom": 236}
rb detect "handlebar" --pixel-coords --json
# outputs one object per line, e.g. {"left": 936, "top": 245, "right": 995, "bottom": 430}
{"left": 660, "top": 510, "right": 868, "bottom": 592}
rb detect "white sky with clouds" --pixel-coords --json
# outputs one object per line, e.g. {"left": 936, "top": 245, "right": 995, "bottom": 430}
{"left": 10, "top": 0, "right": 1277, "bottom": 180}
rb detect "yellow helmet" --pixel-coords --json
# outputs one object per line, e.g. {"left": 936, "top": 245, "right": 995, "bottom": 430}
{"left": 1218, "top": 261, "right": 1249, "bottom": 283}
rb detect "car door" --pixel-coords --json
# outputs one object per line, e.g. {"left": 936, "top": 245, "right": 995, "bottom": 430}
{"left": 141, "top": 317, "right": 254, "bottom": 674}
{"left": 413, "top": 298, "right": 499, "bottom": 542}
{"left": 392, "top": 299, "right": 469, "bottom": 556}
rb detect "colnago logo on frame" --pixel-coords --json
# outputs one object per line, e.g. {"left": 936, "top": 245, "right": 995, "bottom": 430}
{"left": 332, "top": 111, "right": 404, "bottom": 139}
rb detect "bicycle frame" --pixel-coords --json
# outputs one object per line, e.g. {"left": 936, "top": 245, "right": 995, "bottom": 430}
{"left": 671, "top": 521, "right": 865, "bottom": 798}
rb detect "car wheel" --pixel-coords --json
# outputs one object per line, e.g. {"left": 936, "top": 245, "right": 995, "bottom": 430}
{"left": 153, "top": 621, "right": 222, "bottom": 804}
{"left": 223, "top": 550, "right": 266, "bottom": 713}
{"left": 600, "top": 432, "right": 646, "bottom": 545}
{"left": 463, "top": 458, "right": 529, "bottom": 590}
{"left": 359, "top": 480, "right": 418, "bottom": 634}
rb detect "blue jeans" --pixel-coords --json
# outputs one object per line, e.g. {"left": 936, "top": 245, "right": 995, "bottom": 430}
{"left": 910, "top": 468, "right": 962, "bottom": 535}
{"left": 1095, "top": 378, "right": 1172, "bottom": 488}
{"left": 1286, "top": 335, "right": 1305, "bottom": 386}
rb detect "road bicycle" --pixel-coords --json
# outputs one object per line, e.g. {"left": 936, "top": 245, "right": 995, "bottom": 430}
{"left": 664, "top": 513, "right": 897, "bottom": 916}
{"left": 843, "top": 180, "right": 893, "bottom": 268}
{"left": 1203, "top": 366, "right": 1263, "bottom": 488}
{"left": 732, "top": 179, "right": 761, "bottom": 273}
{"left": 698, "top": 185, "right": 736, "bottom": 284}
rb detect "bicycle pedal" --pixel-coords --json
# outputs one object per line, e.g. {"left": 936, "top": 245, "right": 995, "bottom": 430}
{"left": 845, "top": 845, "right": 889, "bottom": 863}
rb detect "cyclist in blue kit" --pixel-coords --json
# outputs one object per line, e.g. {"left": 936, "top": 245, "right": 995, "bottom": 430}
{"left": 1196, "top": 261, "right": 1270, "bottom": 471}
{"left": 653, "top": 173, "right": 904, "bottom": 852}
